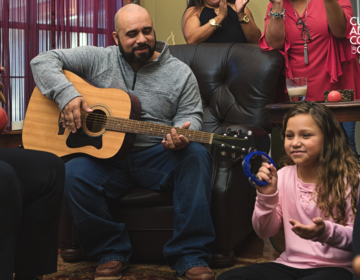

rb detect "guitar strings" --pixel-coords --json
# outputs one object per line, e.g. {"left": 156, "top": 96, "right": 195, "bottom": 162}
{"left": 76, "top": 112, "right": 243, "bottom": 142}
{"left": 77, "top": 112, "right": 213, "bottom": 142}
{"left": 75, "top": 112, "right": 247, "bottom": 146}
{"left": 76, "top": 113, "right": 244, "bottom": 143}
{"left": 71, "top": 113, "right": 245, "bottom": 148}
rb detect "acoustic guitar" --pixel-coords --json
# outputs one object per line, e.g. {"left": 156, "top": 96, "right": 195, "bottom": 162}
{"left": 23, "top": 71, "right": 256, "bottom": 159}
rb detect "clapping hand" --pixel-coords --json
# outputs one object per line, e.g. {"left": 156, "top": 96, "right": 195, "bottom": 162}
{"left": 217, "top": 0, "right": 228, "bottom": 20}
{"left": 290, "top": 217, "right": 326, "bottom": 239}
{"left": 235, "top": 0, "right": 249, "bottom": 14}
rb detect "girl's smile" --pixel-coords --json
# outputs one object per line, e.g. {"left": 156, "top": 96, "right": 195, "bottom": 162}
{"left": 291, "top": 150, "right": 305, "bottom": 155}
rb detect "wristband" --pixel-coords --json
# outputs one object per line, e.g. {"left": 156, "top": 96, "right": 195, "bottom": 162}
{"left": 242, "top": 151, "right": 276, "bottom": 187}
{"left": 268, "top": 8, "right": 286, "bottom": 20}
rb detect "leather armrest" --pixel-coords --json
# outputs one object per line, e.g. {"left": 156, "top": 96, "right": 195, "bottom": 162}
{"left": 209, "top": 124, "right": 268, "bottom": 253}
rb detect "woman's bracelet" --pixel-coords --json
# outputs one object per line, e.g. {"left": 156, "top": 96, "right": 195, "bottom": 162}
{"left": 268, "top": 8, "right": 285, "bottom": 20}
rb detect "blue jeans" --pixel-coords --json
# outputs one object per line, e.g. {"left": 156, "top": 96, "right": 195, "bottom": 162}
{"left": 63, "top": 142, "right": 215, "bottom": 275}
{"left": 343, "top": 121, "right": 357, "bottom": 154}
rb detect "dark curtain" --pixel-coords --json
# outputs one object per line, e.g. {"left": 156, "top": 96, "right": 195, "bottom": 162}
{"left": 0, "top": 0, "right": 123, "bottom": 130}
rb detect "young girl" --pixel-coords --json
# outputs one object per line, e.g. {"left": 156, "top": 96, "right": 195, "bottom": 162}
{"left": 218, "top": 101, "right": 359, "bottom": 280}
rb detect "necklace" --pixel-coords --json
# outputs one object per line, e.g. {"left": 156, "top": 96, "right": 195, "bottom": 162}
{"left": 291, "top": 0, "right": 310, "bottom": 64}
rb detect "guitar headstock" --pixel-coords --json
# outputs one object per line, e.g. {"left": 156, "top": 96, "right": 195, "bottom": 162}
{"left": 212, "top": 128, "right": 256, "bottom": 158}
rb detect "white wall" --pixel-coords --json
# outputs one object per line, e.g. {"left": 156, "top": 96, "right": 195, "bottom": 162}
{"left": 247, "top": 0, "right": 268, "bottom": 33}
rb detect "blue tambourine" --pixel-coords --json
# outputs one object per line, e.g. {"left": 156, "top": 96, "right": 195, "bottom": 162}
{"left": 242, "top": 151, "right": 276, "bottom": 187}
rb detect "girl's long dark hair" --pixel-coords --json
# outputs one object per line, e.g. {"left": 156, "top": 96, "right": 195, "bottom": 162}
{"left": 281, "top": 101, "right": 359, "bottom": 224}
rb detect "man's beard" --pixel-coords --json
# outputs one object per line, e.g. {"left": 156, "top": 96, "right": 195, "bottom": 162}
{"left": 118, "top": 35, "right": 156, "bottom": 65}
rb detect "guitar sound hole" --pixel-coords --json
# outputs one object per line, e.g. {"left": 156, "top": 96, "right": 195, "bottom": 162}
{"left": 86, "top": 109, "right": 107, "bottom": 133}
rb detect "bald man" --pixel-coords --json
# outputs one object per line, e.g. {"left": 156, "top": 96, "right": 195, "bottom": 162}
{"left": 31, "top": 4, "right": 215, "bottom": 280}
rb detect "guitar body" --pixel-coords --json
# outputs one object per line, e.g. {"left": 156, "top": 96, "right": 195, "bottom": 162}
{"left": 23, "top": 70, "right": 141, "bottom": 159}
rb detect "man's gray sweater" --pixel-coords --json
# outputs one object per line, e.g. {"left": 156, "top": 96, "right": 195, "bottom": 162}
{"left": 30, "top": 41, "right": 203, "bottom": 150}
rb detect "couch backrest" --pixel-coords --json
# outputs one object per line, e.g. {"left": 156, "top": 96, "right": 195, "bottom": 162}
{"left": 169, "top": 43, "right": 284, "bottom": 133}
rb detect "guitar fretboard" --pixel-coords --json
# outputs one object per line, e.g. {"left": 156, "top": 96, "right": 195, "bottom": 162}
{"left": 105, "top": 116, "right": 213, "bottom": 144}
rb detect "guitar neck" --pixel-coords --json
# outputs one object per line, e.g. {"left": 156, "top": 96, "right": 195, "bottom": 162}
{"left": 105, "top": 116, "right": 214, "bottom": 144}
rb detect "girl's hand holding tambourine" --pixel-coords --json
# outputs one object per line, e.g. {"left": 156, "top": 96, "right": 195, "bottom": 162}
{"left": 255, "top": 162, "right": 278, "bottom": 195}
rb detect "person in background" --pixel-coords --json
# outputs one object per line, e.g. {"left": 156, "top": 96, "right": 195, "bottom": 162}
{"left": 259, "top": 0, "right": 360, "bottom": 155}
{"left": 218, "top": 101, "right": 359, "bottom": 280}
{"left": 182, "top": 0, "right": 261, "bottom": 44}
{"left": 0, "top": 66, "right": 65, "bottom": 280}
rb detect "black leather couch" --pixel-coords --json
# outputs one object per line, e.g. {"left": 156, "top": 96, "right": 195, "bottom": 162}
{"left": 59, "top": 43, "right": 284, "bottom": 267}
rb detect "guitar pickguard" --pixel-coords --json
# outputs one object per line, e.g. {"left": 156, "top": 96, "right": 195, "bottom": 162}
{"left": 66, "top": 128, "right": 103, "bottom": 149}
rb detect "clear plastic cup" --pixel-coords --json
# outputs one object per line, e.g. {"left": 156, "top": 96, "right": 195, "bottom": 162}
{"left": 286, "top": 77, "right": 307, "bottom": 102}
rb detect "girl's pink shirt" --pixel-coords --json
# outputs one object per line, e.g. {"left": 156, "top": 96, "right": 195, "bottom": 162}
{"left": 259, "top": 0, "right": 360, "bottom": 101}
{"left": 252, "top": 165, "right": 357, "bottom": 270}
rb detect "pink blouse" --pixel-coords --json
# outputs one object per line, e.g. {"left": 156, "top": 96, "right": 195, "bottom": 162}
{"left": 259, "top": 0, "right": 360, "bottom": 101}
{"left": 253, "top": 165, "right": 357, "bottom": 271}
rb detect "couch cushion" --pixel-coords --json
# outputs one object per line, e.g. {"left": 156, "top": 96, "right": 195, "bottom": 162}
{"left": 169, "top": 43, "right": 284, "bottom": 133}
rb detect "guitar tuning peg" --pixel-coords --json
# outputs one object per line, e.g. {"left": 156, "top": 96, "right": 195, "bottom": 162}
{"left": 232, "top": 146, "right": 235, "bottom": 149}
{"left": 223, "top": 133, "right": 227, "bottom": 137}
{"left": 221, "top": 144, "right": 225, "bottom": 148}
{"left": 242, "top": 148, "right": 246, "bottom": 153}
{"left": 244, "top": 136, "right": 248, "bottom": 140}
{"left": 221, "top": 151, "right": 227, "bottom": 156}
{"left": 247, "top": 130, "right": 252, "bottom": 136}
{"left": 234, "top": 134, "right": 238, "bottom": 138}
